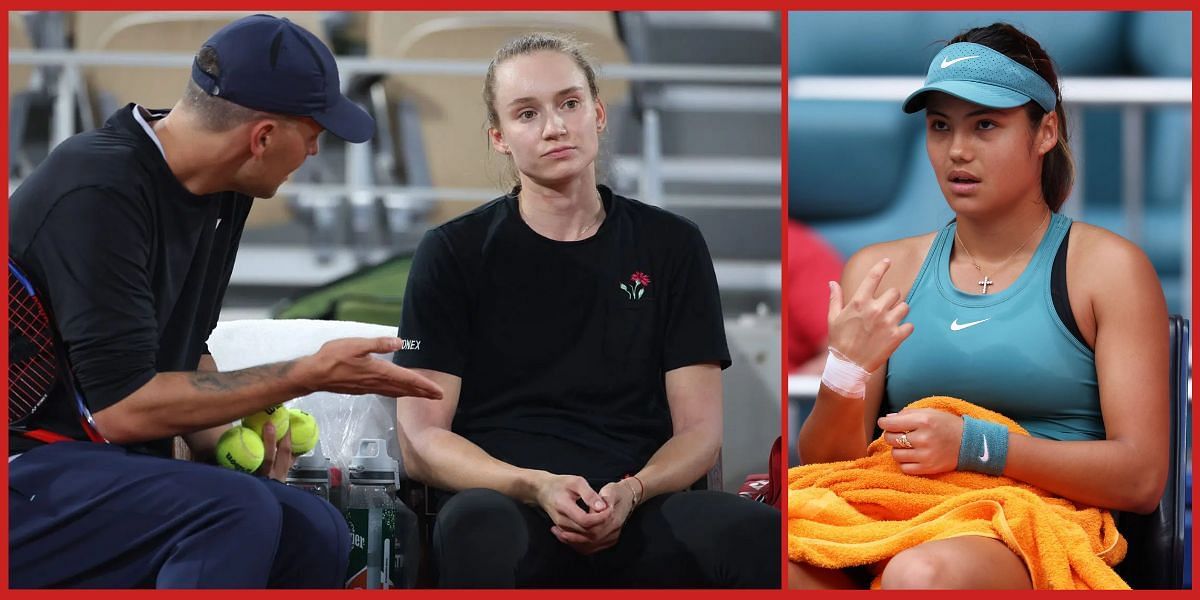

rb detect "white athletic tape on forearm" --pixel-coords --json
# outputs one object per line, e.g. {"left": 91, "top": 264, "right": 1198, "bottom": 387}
{"left": 821, "top": 348, "right": 869, "bottom": 399}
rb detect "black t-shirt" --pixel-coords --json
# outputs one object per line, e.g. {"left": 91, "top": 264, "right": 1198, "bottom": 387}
{"left": 8, "top": 105, "right": 252, "bottom": 457}
{"left": 394, "top": 186, "right": 730, "bottom": 487}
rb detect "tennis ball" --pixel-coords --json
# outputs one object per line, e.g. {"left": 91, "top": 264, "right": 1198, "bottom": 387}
{"left": 216, "top": 426, "right": 264, "bottom": 473}
{"left": 242, "top": 404, "right": 290, "bottom": 439}
{"left": 288, "top": 409, "right": 319, "bottom": 455}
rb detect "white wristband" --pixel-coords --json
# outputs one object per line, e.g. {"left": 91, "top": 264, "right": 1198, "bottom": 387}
{"left": 821, "top": 348, "right": 869, "bottom": 399}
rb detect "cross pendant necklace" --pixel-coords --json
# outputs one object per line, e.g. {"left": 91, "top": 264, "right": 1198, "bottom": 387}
{"left": 954, "top": 210, "right": 1048, "bottom": 294}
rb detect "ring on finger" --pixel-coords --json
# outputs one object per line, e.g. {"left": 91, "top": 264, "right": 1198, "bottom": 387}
{"left": 896, "top": 431, "right": 914, "bottom": 449}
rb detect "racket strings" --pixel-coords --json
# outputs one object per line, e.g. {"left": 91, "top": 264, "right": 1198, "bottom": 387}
{"left": 9, "top": 276, "right": 59, "bottom": 422}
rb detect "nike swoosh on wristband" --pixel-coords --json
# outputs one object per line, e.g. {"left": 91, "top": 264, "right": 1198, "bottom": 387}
{"left": 950, "top": 318, "right": 990, "bottom": 331}
{"left": 979, "top": 435, "right": 990, "bottom": 462}
{"left": 941, "top": 55, "right": 979, "bottom": 68}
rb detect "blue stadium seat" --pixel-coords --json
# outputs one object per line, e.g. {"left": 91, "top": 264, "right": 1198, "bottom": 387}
{"left": 789, "top": 12, "right": 930, "bottom": 76}
{"left": 1185, "top": 473, "right": 1193, "bottom": 589}
{"left": 789, "top": 101, "right": 917, "bottom": 221}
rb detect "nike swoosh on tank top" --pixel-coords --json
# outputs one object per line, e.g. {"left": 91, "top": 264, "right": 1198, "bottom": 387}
{"left": 886, "top": 212, "right": 1104, "bottom": 441}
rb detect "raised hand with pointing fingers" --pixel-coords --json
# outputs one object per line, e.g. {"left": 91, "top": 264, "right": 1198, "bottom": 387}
{"left": 826, "top": 258, "right": 916, "bottom": 375}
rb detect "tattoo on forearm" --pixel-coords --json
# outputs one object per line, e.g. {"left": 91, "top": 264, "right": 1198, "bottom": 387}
{"left": 189, "top": 361, "right": 295, "bottom": 392}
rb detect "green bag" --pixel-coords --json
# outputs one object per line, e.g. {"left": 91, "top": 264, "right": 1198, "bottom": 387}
{"left": 271, "top": 254, "right": 414, "bottom": 326}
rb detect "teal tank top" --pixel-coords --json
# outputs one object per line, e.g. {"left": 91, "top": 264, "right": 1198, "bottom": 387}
{"left": 885, "top": 212, "right": 1103, "bottom": 441}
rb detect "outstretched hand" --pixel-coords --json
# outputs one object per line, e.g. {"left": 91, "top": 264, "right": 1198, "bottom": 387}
{"left": 295, "top": 337, "right": 444, "bottom": 400}
{"left": 827, "top": 258, "right": 914, "bottom": 373}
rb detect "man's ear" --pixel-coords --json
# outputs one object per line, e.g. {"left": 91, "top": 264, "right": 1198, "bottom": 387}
{"left": 248, "top": 120, "right": 277, "bottom": 158}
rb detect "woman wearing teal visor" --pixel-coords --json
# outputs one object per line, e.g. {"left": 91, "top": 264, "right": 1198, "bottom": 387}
{"left": 791, "top": 23, "right": 1169, "bottom": 588}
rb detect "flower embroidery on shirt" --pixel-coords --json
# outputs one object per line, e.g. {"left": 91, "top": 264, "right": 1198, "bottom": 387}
{"left": 620, "top": 271, "right": 650, "bottom": 300}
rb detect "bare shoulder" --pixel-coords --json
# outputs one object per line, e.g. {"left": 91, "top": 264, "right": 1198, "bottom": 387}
{"left": 1068, "top": 221, "right": 1165, "bottom": 311}
{"left": 843, "top": 231, "right": 939, "bottom": 297}
{"left": 1068, "top": 222, "right": 1159, "bottom": 281}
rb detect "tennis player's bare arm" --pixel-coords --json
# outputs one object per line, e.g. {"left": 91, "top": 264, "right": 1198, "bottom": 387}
{"left": 92, "top": 337, "right": 444, "bottom": 445}
{"left": 999, "top": 225, "right": 1169, "bottom": 513}
{"left": 396, "top": 369, "right": 610, "bottom": 535}
{"left": 625, "top": 363, "right": 723, "bottom": 501}
{"left": 179, "top": 354, "right": 227, "bottom": 460}
{"left": 796, "top": 233, "right": 932, "bottom": 464}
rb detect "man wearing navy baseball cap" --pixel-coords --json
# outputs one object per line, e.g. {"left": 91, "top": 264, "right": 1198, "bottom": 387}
{"left": 9, "top": 14, "right": 442, "bottom": 588}
{"left": 190, "top": 14, "right": 375, "bottom": 144}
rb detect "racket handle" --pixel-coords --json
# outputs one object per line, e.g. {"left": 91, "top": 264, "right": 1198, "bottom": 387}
{"left": 20, "top": 429, "right": 74, "bottom": 444}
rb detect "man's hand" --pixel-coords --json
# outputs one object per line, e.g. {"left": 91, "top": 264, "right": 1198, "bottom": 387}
{"left": 551, "top": 479, "right": 637, "bottom": 555}
{"left": 256, "top": 422, "right": 295, "bottom": 482}
{"left": 533, "top": 474, "right": 609, "bottom": 536}
{"left": 293, "top": 337, "right": 444, "bottom": 400}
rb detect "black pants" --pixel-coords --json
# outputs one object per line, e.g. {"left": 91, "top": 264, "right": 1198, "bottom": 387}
{"left": 9, "top": 442, "right": 349, "bottom": 588}
{"left": 432, "top": 488, "right": 780, "bottom": 588}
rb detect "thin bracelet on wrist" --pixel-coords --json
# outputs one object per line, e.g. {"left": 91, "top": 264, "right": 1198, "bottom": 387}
{"left": 622, "top": 474, "right": 644, "bottom": 507}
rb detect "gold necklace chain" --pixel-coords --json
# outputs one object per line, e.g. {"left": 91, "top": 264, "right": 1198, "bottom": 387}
{"left": 519, "top": 192, "right": 604, "bottom": 240}
{"left": 577, "top": 204, "right": 605, "bottom": 237}
{"left": 954, "top": 210, "right": 1049, "bottom": 294}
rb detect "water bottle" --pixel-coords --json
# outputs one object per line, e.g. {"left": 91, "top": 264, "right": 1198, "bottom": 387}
{"left": 285, "top": 439, "right": 333, "bottom": 506}
{"left": 343, "top": 438, "right": 408, "bottom": 589}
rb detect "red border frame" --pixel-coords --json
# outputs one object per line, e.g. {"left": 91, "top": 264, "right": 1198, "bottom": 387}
{"left": 2, "top": 2, "right": 1197, "bottom": 596}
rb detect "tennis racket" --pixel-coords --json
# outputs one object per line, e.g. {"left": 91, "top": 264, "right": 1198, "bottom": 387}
{"left": 9, "top": 259, "right": 106, "bottom": 444}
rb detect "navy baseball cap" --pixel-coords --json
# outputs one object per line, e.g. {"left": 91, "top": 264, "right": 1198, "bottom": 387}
{"left": 903, "top": 42, "right": 1057, "bottom": 114}
{"left": 191, "top": 14, "right": 374, "bottom": 143}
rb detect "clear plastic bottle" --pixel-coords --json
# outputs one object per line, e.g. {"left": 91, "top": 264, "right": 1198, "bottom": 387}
{"left": 343, "top": 439, "right": 402, "bottom": 589}
{"left": 285, "top": 439, "right": 332, "bottom": 505}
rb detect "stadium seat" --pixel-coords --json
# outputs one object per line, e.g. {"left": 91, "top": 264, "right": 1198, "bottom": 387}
{"left": 8, "top": 13, "right": 35, "bottom": 96}
{"left": 71, "top": 12, "right": 332, "bottom": 230}
{"left": 9, "top": 12, "right": 36, "bottom": 179}
{"left": 72, "top": 11, "right": 330, "bottom": 115}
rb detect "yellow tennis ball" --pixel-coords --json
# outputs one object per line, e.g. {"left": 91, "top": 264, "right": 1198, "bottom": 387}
{"left": 288, "top": 409, "right": 320, "bottom": 455}
{"left": 216, "top": 426, "right": 264, "bottom": 473}
{"left": 242, "top": 404, "right": 290, "bottom": 439}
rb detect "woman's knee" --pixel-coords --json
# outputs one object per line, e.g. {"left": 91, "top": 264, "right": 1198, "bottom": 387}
{"left": 433, "top": 488, "right": 533, "bottom": 585}
{"left": 880, "top": 538, "right": 1031, "bottom": 590}
{"left": 880, "top": 546, "right": 949, "bottom": 589}
{"left": 435, "top": 488, "right": 526, "bottom": 541}
{"left": 661, "top": 491, "right": 780, "bottom": 543}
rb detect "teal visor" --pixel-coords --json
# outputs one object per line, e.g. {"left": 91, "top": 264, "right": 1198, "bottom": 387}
{"left": 903, "top": 42, "right": 1057, "bottom": 114}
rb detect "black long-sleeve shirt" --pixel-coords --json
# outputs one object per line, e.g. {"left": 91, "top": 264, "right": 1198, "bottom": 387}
{"left": 9, "top": 104, "right": 252, "bottom": 457}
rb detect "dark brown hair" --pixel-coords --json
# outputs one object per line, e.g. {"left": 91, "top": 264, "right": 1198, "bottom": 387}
{"left": 950, "top": 23, "right": 1075, "bottom": 212}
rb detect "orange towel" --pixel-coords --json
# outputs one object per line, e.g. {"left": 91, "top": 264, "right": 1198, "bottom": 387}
{"left": 788, "top": 396, "right": 1128, "bottom": 590}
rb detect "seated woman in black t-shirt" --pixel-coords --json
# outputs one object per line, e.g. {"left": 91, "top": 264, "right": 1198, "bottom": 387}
{"left": 392, "top": 33, "right": 779, "bottom": 588}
